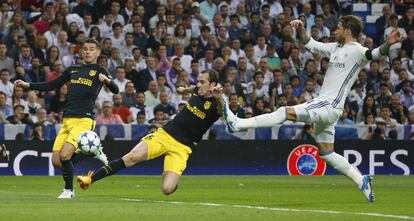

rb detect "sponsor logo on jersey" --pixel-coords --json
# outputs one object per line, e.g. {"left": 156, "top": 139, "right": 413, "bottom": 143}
{"left": 186, "top": 103, "right": 206, "bottom": 119}
{"left": 88, "top": 70, "right": 97, "bottom": 76}
{"left": 287, "top": 144, "right": 326, "bottom": 176}
{"left": 70, "top": 77, "right": 93, "bottom": 86}
{"left": 204, "top": 101, "right": 211, "bottom": 110}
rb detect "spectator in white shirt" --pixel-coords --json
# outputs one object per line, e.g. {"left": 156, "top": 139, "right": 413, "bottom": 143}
{"left": 113, "top": 66, "right": 129, "bottom": 93}
{"left": 0, "top": 68, "right": 13, "bottom": 98}
{"left": 44, "top": 21, "right": 60, "bottom": 48}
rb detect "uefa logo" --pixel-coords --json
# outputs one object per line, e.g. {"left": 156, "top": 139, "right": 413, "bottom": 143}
{"left": 287, "top": 144, "right": 326, "bottom": 176}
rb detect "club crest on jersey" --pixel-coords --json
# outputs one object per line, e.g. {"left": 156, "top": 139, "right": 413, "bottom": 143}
{"left": 204, "top": 101, "right": 211, "bottom": 110}
{"left": 287, "top": 144, "right": 326, "bottom": 176}
{"left": 88, "top": 70, "right": 97, "bottom": 76}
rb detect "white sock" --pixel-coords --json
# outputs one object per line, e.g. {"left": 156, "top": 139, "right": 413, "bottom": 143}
{"left": 238, "top": 107, "right": 287, "bottom": 129}
{"left": 320, "top": 152, "right": 363, "bottom": 187}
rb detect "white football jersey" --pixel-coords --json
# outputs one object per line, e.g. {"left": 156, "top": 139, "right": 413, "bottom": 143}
{"left": 305, "top": 38, "right": 372, "bottom": 110}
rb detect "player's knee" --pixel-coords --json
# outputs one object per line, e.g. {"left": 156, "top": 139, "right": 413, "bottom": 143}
{"left": 52, "top": 158, "right": 61, "bottom": 168}
{"left": 59, "top": 152, "right": 72, "bottom": 161}
{"left": 161, "top": 184, "right": 178, "bottom": 195}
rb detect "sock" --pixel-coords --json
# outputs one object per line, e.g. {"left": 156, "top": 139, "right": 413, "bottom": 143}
{"left": 92, "top": 159, "right": 126, "bottom": 183}
{"left": 320, "top": 152, "right": 363, "bottom": 187}
{"left": 70, "top": 152, "right": 93, "bottom": 165}
{"left": 238, "top": 107, "right": 287, "bottom": 129}
{"left": 61, "top": 160, "right": 74, "bottom": 190}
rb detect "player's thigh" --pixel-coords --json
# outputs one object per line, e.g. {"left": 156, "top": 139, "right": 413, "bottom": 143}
{"left": 53, "top": 122, "right": 70, "bottom": 151}
{"left": 163, "top": 146, "right": 190, "bottom": 176}
{"left": 121, "top": 141, "right": 150, "bottom": 167}
{"left": 314, "top": 123, "right": 336, "bottom": 147}
{"left": 66, "top": 118, "right": 95, "bottom": 150}
{"left": 143, "top": 130, "right": 168, "bottom": 160}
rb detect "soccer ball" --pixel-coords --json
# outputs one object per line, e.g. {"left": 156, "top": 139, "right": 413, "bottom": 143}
{"left": 77, "top": 131, "right": 101, "bottom": 154}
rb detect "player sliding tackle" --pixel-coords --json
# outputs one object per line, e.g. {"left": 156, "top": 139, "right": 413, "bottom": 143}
{"left": 224, "top": 15, "right": 401, "bottom": 203}
{"left": 77, "top": 70, "right": 224, "bottom": 195}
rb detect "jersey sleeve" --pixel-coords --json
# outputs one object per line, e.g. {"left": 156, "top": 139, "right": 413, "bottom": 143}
{"left": 29, "top": 69, "right": 70, "bottom": 91}
{"left": 100, "top": 67, "right": 119, "bottom": 94}
{"left": 304, "top": 37, "right": 337, "bottom": 58}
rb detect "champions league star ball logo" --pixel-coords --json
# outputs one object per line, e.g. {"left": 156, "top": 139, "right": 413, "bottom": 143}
{"left": 287, "top": 144, "right": 326, "bottom": 176}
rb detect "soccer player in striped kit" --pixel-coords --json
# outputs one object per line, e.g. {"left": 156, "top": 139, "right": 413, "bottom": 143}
{"left": 224, "top": 15, "right": 401, "bottom": 203}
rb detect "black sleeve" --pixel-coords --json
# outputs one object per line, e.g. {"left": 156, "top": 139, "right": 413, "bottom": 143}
{"left": 100, "top": 67, "right": 119, "bottom": 94}
{"left": 107, "top": 80, "right": 119, "bottom": 94}
{"left": 29, "top": 70, "right": 70, "bottom": 91}
{"left": 365, "top": 50, "right": 373, "bottom": 61}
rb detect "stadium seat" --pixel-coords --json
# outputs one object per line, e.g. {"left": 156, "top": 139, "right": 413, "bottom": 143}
{"left": 365, "top": 15, "right": 380, "bottom": 36}
{"left": 371, "top": 3, "right": 388, "bottom": 16}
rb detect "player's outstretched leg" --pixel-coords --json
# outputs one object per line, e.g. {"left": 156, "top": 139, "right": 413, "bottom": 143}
{"left": 77, "top": 141, "right": 148, "bottom": 190}
{"left": 77, "top": 159, "right": 126, "bottom": 190}
{"left": 319, "top": 148, "right": 374, "bottom": 203}
{"left": 223, "top": 101, "right": 287, "bottom": 133}
{"left": 0, "top": 144, "right": 9, "bottom": 161}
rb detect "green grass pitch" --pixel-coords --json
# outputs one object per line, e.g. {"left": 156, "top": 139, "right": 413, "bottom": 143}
{"left": 0, "top": 175, "right": 413, "bottom": 221}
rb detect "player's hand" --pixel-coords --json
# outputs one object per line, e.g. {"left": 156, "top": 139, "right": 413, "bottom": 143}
{"left": 98, "top": 73, "right": 110, "bottom": 84}
{"left": 14, "top": 80, "right": 30, "bottom": 88}
{"left": 290, "top": 20, "right": 304, "bottom": 29}
{"left": 387, "top": 29, "right": 401, "bottom": 45}
{"left": 176, "top": 86, "right": 187, "bottom": 94}
{"left": 210, "top": 85, "right": 223, "bottom": 99}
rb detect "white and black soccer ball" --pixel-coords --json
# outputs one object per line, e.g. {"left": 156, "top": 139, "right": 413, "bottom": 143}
{"left": 77, "top": 131, "right": 101, "bottom": 154}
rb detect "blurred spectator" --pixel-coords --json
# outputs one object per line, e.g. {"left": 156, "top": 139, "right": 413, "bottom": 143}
{"left": 408, "top": 107, "right": 414, "bottom": 124}
{"left": 26, "top": 91, "right": 41, "bottom": 117}
{"left": 389, "top": 95, "right": 409, "bottom": 124}
{"left": 120, "top": 34, "right": 136, "bottom": 60}
{"left": 356, "top": 95, "right": 378, "bottom": 124}
{"left": 0, "top": 91, "right": 12, "bottom": 121}
{"left": 374, "top": 4, "right": 392, "bottom": 44}
{"left": 136, "top": 55, "right": 159, "bottom": 93}
{"left": 388, "top": 130, "right": 399, "bottom": 140}
{"left": 0, "top": 42, "right": 15, "bottom": 75}
{"left": 48, "top": 84, "right": 67, "bottom": 114}
{"left": 148, "top": 109, "right": 167, "bottom": 126}
{"left": 132, "top": 47, "right": 147, "bottom": 72}
{"left": 348, "top": 83, "right": 366, "bottom": 115}
{"left": 32, "top": 107, "right": 55, "bottom": 126}
{"left": 130, "top": 92, "right": 153, "bottom": 123}
{"left": 28, "top": 57, "right": 46, "bottom": 83}
{"left": 112, "top": 94, "right": 132, "bottom": 124}
{"left": 96, "top": 101, "right": 123, "bottom": 125}
{"left": 108, "top": 48, "right": 123, "bottom": 74}
{"left": 248, "top": 71, "right": 269, "bottom": 104}
{"left": 29, "top": 122, "right": 44, "bottom": 141}
{"left": 134, "top": 111, "right": 147, "bottom": 125}
{"left": 6, "top": 87, "right": 28, "bottom": 111}
{"left": 384, "top": 14, "right": 407, "bottom": 60}
{"left": 302, "top": 79, "right": 317, "bottom": 102}
{"left": 0, "top": 68, "right": 13, "bottom": 98}
{"left": 376, "top": 83, "right": 391, "bottom": 108}
{"left": 44, "top": 21, "right": 60, "bottom": 48}
{"left": 6, "top": 104, "right": 33, "bottom": 124}
{"left": 113, "top": 66, "right": 129, "bottom": 93}
{"left": 144, "top": 80, "right": 160, "bottom": 107}
{"left": 293, "top": 124, "right": 315, "bottom": 141}
{"left": 397, "top": 80, "right": 414, "bottom": 108}
{"left": 376, "top": 106, "right": 399, "bottom": 127}
{"left": 153, "top": 91, "right": 176, "bottom": 117}
{"left": 121, "top": 81, "right": 137, "bottom": 107}
{"left": 337, "top": 109, "right": 354, "bottom": 125}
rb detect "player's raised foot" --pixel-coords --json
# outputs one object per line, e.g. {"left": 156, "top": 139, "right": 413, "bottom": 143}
{"left": 360, "top": 175, "right": 374, "bottom": 203}
{"left": 94, "top": 145, "right": 108, "bottom": 166}
{"left": 77, "top": 170, "right": 93, "bottom": 190}
{"left": 57, "top": 189, "right": 75, "bottom": 199}
{"left": 0, "top": 144, "right": 9, "bottom": 161}
{"left": 223, "top": 102, "right": 241, "bottom": 133}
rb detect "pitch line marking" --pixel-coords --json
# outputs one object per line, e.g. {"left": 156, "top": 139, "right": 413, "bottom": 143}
{"left": 121, "top": 198, "right": 414, "bottom": 220}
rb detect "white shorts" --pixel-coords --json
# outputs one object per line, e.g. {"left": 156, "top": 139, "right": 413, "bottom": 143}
{"left": 293, "top": 98, "right": 343, "bottom": 143}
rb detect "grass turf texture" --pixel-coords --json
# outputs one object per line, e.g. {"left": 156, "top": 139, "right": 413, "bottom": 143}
{"left": 0, "top": 176, "right": 413, "bottom": 221}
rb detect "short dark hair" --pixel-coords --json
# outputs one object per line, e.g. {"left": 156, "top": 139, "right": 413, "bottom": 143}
{"left": 83, "top": 38, "right": 102, "bottom": 49}
{"left": 201, "top": 70, "right": 219, "bottom": 84}
{"left": 339, "top": 15, "right": 364, "bottom": 38}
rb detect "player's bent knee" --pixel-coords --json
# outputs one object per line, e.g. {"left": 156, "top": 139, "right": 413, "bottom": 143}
{"left": 52, "top": 159, "right": 61, "bottom": 168}
{"left": 161, "top": 184, "right": 178, "bottom": 195}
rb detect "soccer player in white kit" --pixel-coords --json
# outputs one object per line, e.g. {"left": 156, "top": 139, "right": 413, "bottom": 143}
{"left": 224, "top": 15, "right": 401, "bottom": 203}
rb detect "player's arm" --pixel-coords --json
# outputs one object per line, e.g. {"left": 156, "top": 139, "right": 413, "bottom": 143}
{"left": 14, "top": 70, "right": 70, "bottom": 91}
{"left": 290, "top": 20, "right": 335, "bottom": 58}
{"left": 176, "top": 85, "right": 196, "bottom": 94}
{"left": 98, "top": 73, "right": 119, "bottom": 94}
{"left": 365, "top": 29, "right": 401, "bottom": 60}
{"left": 211, "top": 85, "right": 224, "bottom": 116}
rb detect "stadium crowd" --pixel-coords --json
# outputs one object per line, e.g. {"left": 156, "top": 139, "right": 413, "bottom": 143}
{"left": 0, "top": 0, "right": 413, "bottom": 141}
